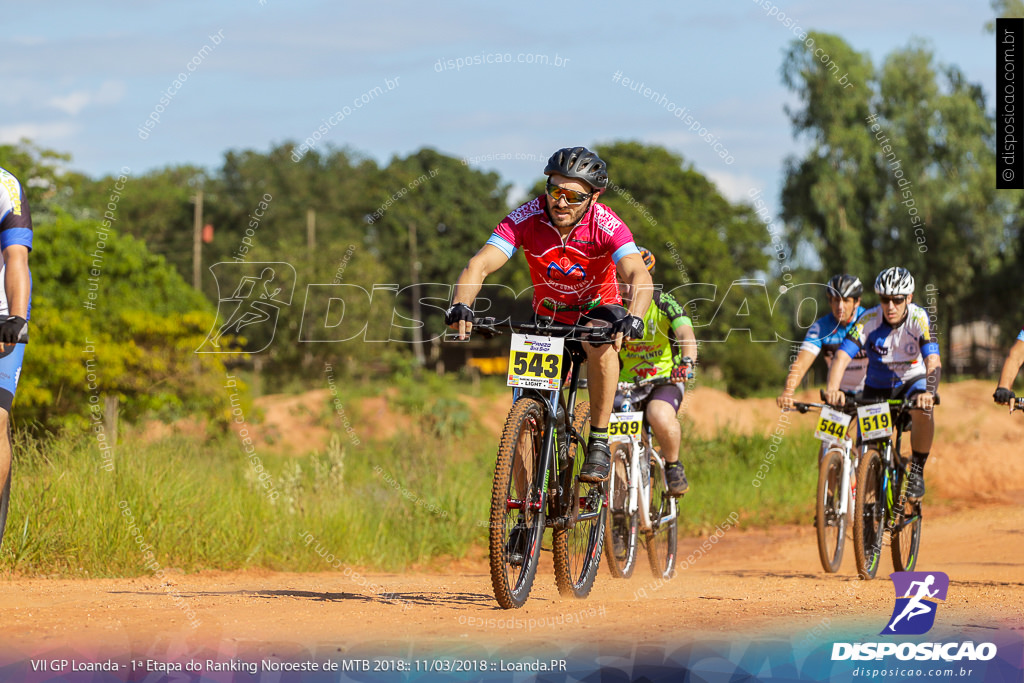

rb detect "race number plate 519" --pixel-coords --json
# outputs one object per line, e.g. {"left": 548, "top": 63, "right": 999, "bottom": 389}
{"left": 815, "top": 406, "right": 852, "bottom": 444}
{"left": 857, "top": 402, "right": 892, "bottom": 440}
{"left": 507, "top": 333, "right": 563, "bottom": 390}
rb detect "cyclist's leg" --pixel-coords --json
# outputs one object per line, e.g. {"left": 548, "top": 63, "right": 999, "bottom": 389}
{"left": 0, "top": 343, "right": 25, "bottom": 490}
{"left": 647, "top": 384, "right": 687, "bottom": 496}
{"left": 579, "top": 304, "right": 627, "bottom": 482}
{"left": 900, "top": 378, "right": 934, "bottom": 498}
{"left": 646, "top": 385, "right": 683, "bottom": 463}
{"left": 0, "top": 343, "right": 26, "bottom": 548}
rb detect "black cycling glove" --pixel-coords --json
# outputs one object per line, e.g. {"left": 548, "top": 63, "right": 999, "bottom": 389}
{"left": 0, "top": 315, "right": 27, "bottom": 344}
{"left": 993, "top": 387, "right": 1015, "bottom": 404}
{"left": 444, "top": 303, "right": 473, "bottom": 326}
{"left": 613, "top": 315, "right": 645, "bottom": 340}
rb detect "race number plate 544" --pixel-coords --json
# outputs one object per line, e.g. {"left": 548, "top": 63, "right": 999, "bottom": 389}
{"left": 815, "top": 406, "right": 852, "bottom": 444}
{"left": 506, "top": 333, "right": 563, "bottom": 390}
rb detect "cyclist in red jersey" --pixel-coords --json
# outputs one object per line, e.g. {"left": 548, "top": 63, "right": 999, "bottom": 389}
{"left": 447, "top": 146, "right": 653, "bottom": 482}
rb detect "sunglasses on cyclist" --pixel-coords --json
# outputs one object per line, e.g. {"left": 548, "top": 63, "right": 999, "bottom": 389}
{"left": 546, "top": 182, "right": 593, "bottom": 205}
{"left": 879, "top": 295, "right": 907, "bottom": 306}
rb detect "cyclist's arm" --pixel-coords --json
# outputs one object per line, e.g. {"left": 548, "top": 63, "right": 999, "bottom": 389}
{"left": 616, "top": 253, "right": 652, "bottom": 319}
{"left": 450, "top": 244, "right": 509, "bottom": 339}
{"left": 671, "top": 319, "right": 697, "bottom": 365}
{"left": 2, "top": 245, "right": 29, "bottom": 320}
{"left": 918, "top": 352, "right": 941, "bottom": 409}
{"left": 824, "top": 348, "right": 853, "bottom": 406}
{"left": 996, "top": 338, "right": 1024, "bottom": 392}
{"left": 777, "top": 349, "right": 817, "bottom": 408}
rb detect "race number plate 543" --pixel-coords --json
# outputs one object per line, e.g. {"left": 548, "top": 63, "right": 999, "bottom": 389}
{"left": 815, "top": 406, "right": 852, "bottom": 444}
{"left": 506, "top": 333, "right": 563, "bottom": 390}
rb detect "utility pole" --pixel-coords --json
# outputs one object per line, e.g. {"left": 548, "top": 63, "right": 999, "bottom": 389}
{"left": 307, "top": 208, "right": 316, "bottom": 255}
{"left": 192, "top": 189, "right": 203, "bottom": 290}
{"left": 409, "top": 222, "right": 425, "bottom": 366}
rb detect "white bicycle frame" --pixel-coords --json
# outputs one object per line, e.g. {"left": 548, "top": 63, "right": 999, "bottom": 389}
{"left": 821, "top": 435, "right": 859, "bottom": 518}
{"left": 610, "top": 425, "right": 677, "bottom": 532}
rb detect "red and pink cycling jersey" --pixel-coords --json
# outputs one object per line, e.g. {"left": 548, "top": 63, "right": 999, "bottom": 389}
{"left": 486, "top": 195, "right": 640, "bottom": 323}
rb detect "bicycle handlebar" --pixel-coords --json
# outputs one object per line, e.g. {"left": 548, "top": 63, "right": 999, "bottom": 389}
{"left": 616, "top": 376, "right": 676, "bottom": 391}
{"left": 471, "top": 316, "right": 615, "bottom": 343}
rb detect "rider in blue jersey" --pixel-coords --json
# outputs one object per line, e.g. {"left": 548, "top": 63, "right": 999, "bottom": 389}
{"left": 777, "top": 274, "right": 867, "bottom": 409}
{"left": 825, "top": 267, "right": 941, "bottom": 500}
{"left": 994, "top": 327, "right": 1024, "bottom": 407}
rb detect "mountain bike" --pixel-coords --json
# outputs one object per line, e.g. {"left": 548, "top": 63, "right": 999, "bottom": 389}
{"left": 604, "top": 377, "right": 678, "bottom": 580}
{"left": 846, "top": 396, "right": 932, "bottom": 580}
{"left": 786, "top": 397, "right": 859, "bottom": 574}
{"left": 472, "top": 316, "right": 612, "bottom": 609}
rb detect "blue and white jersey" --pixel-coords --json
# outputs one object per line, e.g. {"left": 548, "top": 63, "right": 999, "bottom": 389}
{"left": 0, "top": 166, "right": 33, "bottom": 318}
{"left": 838, "top": 304, "right": 939, "bottom": 390}
{"left": 800, "top": 306, "right": 868, "bottom": 392}
{"left": 1017, "top": 327, "right": 1024, "bottom": 343}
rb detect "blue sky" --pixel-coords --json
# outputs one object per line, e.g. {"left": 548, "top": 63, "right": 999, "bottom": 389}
{"left": 6, "top": 1, "right": 998, "bottom": 216}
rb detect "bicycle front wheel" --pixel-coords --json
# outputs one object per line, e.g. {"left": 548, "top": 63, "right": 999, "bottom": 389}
{"left": 816, "top": 448, "right": 847, "bottom": 573}
{"left": 853, "top": 448, "right": 884, "bottom": 580}
{"left": 552, "top": 401, "right": 606, "bottom": 598}
{"left": 603, "top": 442, "right": 639, "bottom": 578}
{"left": 645, "top": 455, "right": 678, "bottom": 580}
{"left": 489, "top": 397, "right": 547, "bottom": 609}
{"left": 891, "top": 468, "right": 922, "bottom": 571}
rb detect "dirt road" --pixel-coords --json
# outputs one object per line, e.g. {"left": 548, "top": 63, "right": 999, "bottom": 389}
{"left": 1, "top": 381, "right": 1021, "bottom": 680}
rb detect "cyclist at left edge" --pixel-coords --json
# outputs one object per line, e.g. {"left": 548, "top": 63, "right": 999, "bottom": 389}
{"left": 0, "top": 166, "right": 33, "bottom": 548}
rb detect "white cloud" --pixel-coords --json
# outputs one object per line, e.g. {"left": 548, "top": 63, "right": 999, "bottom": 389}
{"left": 0, "top": 122, "right": 78, "bottom": 143}
{"left": 707, "top": 170, "right": 766, "bottom": 204}
{"left": 47, "top": 81, "right": 125, "bottom": 115}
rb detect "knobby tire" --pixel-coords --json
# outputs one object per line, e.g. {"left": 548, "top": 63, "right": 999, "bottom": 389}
{"left": 603, "top": 442, "right": 638, "bottom": 578}
{"left": 489, "top": 397, "right": 546, "bottom": 609}
{"left": 816, "top": 448, "right": 847, "bottom": 573}
{"left": 552, "top": 401, "right": 605, "bottom": 598}
{"left": 854, "top": 448, "right": 884, "bottom": 580}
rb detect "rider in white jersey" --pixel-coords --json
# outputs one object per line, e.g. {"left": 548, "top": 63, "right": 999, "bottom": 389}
{"left": 825, "top": 267, "right": 940, "bottom": 500}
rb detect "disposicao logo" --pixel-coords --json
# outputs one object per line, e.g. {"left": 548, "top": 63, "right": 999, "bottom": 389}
{"left": 830, "top": 571, "right": 998, "bottom": 663}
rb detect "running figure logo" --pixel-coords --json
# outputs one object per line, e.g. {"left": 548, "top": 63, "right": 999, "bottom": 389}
{"left": 197, "top": 262, "right": 296, "bottom": 353}
{"left": 882, "top": 571, "right": 949, "bottom": 635}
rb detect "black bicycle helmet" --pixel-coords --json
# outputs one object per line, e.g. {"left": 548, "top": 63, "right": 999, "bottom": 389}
{"left": 826, "top": 274, "right": 863, "bottom": 299}
{"left": 543, "top": 146, "right": 608, "bottom": 190}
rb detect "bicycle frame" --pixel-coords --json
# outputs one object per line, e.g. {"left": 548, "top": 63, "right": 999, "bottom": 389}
{"left": 858, "top": 398, "right": 923, "bottom": 549}
{"left": 610, "top": 383, "right": 677, "bottom": 532}
{"left": 476, "top": 316, "right": 609, "bottom": 529}
{"left": 510, "top": 343, "right": 593, "bottom": 529}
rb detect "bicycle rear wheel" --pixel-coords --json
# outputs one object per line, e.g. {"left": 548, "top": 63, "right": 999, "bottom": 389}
{"left": 645, "top": 454, "right": 678, "bottom": 580}
{"left": 853, "top": 448, "right": 884, "bottom": 580}
{"left": 890, "top": 468, "right": 922, "bottom": 571}
{"left": 816, "top": 448, "right": 847, "bottom": 573}
{"left": 603, "top": 442, "right": 638, "bottom": 578}
{"left": 552, "top": 401, "right": 605, "bottom": 598}
{"left": 489, "top": 397, "right": 547, "bottom": 609}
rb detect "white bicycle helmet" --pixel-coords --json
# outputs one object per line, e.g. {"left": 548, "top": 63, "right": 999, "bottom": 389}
{"left": 874, "top": 267, "right": 915, "bottom": 296}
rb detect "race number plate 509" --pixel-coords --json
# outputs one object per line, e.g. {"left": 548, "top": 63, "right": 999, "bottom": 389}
{"left": 608, "top": 411, "right": 644, "bottom": 441}
{"left": 857, "top": 402, "right": 892, "bottom": 440}
{"left": 506, "top": 333, "right": 563, "bottom": 390}
{"left": 815, "top": 406, "right": 852, "bottom": 444}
